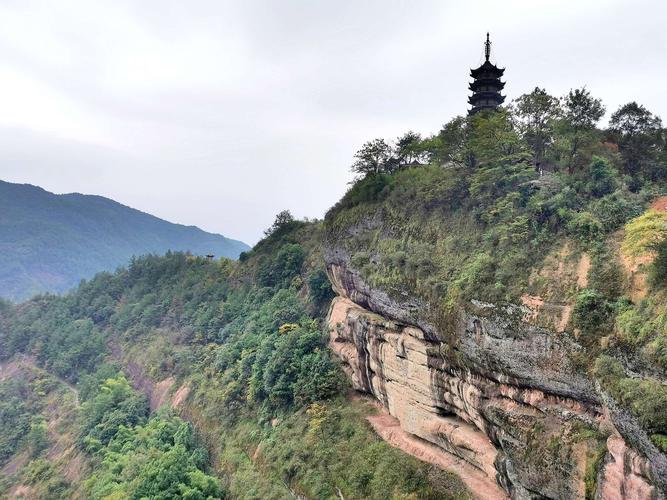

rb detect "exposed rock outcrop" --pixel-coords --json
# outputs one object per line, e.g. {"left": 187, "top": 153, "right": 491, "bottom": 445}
{"left": 326, "top": 251, "right": 665, "bottom": 499}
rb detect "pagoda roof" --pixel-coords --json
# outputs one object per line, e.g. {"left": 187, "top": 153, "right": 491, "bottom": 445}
{"left": 468, "top": 93, "right": 506, "bottom": 105}
{"left": 470, "top": 60, "right": 505, "bottom": 78}
{"left": 469, "top": 79, "right": 506, "bottom": 91}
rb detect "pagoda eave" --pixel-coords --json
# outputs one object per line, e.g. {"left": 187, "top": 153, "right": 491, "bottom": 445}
{"left": 468, "top": 92, "right": 505, "bottom": 103}
{"left": 470, "top": 64, "right": 505, "bottom": 78}
{"left": 469, "top": 80, "right": 506, "bottom": 91}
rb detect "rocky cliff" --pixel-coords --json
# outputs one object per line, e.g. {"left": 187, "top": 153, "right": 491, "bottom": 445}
{"left": 325, "top": 249, "right": 666, "bottom": 499}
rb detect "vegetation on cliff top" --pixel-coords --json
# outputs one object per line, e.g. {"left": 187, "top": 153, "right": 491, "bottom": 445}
{"left": 327, "top": 89, "right": 664, "bottom": 304}
{"left": 326, "top": 88, "right": 667, "bottom": 450}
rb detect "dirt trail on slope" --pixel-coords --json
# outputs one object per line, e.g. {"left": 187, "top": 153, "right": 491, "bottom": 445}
{"left": 361, "top": 396, "right": 507, "bottom": 500}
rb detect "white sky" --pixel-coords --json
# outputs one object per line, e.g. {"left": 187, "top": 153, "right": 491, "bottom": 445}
{"left": 0, "top": 0, "right": 665, "bottom": 244}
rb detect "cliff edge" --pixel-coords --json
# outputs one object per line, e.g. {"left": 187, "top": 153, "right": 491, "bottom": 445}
{"left": 323, "top": 163, "right": 667, "bottom": 499}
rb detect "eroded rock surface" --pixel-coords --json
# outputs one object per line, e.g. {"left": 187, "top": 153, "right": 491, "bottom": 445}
{"left": 326, "top": 254, "right": 664, "bottom": 499}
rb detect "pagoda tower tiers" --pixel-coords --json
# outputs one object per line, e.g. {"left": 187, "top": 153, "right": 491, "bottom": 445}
{"left": 468, "top": 33, "right": 505, "bottom": 115}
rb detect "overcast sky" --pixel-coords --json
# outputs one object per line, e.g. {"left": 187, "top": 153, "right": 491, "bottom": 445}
{"left": 0, "top": 0, "right": 665, "bottom": 244}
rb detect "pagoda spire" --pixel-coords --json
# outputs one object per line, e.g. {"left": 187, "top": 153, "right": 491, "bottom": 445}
{"left": 485, "top": 32, "right": 491, "bottom": 62}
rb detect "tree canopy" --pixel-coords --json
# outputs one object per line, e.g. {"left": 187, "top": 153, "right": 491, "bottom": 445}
{"left": 622, "top": 209, "right": 667, "bottom": 257}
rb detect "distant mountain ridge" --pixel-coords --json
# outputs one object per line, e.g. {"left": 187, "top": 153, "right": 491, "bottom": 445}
{"left": 0, "top": 180, "right": 249, "bottom": 300}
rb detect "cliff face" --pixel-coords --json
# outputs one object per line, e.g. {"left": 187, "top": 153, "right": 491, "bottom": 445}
{"left": 325, "top": 251, "right": 666, "bottom": 499}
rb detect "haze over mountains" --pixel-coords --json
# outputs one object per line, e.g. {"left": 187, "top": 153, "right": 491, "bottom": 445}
{"left": 0, "top": 180, "right": 249, "bottom": 301}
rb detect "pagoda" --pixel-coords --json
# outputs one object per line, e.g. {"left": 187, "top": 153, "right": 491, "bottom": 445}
{"left": 468, "top": 33, "right": 505, "bottom": 115}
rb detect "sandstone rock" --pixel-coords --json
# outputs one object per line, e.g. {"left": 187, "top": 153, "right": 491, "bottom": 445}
{"left": 325, "top": 251, "right": 666, "bottom": 499}
{"left": 596, "top": 435, "right": 656, "bottom": 500}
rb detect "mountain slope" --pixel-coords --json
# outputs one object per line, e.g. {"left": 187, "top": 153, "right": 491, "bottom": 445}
{"left": 0, "top": 180, "right": 249, "bottom": 300}
{"left": 0, "top": 221, "right": 469, "bottom": 499}
{"left": 1, "top": 96, "right": 666, "bottom": 498}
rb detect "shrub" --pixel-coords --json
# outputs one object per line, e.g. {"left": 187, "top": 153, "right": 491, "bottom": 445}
{"left": 584, "top": 156, "right": 618, "bottom": 198}
{"left": 593, "top": 355, "right": 626, "bottom": 384}
{"left": 308, "top": 269, "right": 335, "bottom": 309}
{"left": 450, "top": 253, "right": 496, "bottom": 302}
{"left": 567, "top": 211, "right": 603, "bottom": 243}
{"left": 650, "top": 239, "right": 667, "bottom": 286}
{"left": 594, "top": 355, "right": 667, "bottom": 435}
{"left": 572, "top": 289, "right": 613, "bottom": 337}
{"left": 257, "top": 243, "right": 305, "bottom": 288}
{"left": 589, "top": 192, "right": 642, "bottom": 232}
{"left": 647, "top": 335, "right": 667, "bottom": 371}
{"left": 0, "top": 380, "right": 33, "bottom": 464}
{"left": 623, "top": 211, "right": 667, "bottom": 287}
{"left": 623, "top": 209, "right": 667, "bottom": 257}
{"left": 615, "top": 308, "right": 644, "bottom": 344}
{"left": 469, "top": 160, "right": 535, "bottom": 209}
{"left": 651, "top": 434, "right": 667, "bottom": 453}
{"left": 26, "top": 419, "right": 49, "bottom": 458}
{"left": 588, "top": 245, "right": 624, "bottom": 298}
{"left": 333, "top": 174, "right": 394, "bottom": 213}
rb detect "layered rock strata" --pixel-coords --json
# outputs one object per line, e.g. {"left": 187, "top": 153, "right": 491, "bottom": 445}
{"left": 326, "top": 255, "right": 665, "bottom": 499}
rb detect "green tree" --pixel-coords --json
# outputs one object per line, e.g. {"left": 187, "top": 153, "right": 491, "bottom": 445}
{"left": 513, "top": 87, "right": 561, "bottom": 169}
{"left": 466, "top": 109, "right": 528, "bottom": 167}
{"left": 558, "top": 87, "right": 606, "bottom": 173}
{"left": 469, "top": 161, "right": 535, "bottom": 208}
{"left": 572, "top": 288, "right": 613, "bottom": 338}
{"left": 257, "top": 243, "right": 305, "bottom": 288}
{"left": 86, "top": 412, "right": 224, "bottom": 500}
{"left": 427, "top": 116, "right": 467, "bottom": 165}
{"left": 609, "top": 102, "right": 663, "bottom": 178}
{"left": 351, "top": 138, "right": 394, "bottom": 177}
{"left": 583, "top": 156, "right": 618, "bottom": 198}
{"left": 264, "top": 210, "right": 295, "bottom": 237}
{"left": 394, "top": 131, "right": 426, "bottom": 167}
{"left": 80, "top": 374, "right": 148, "bottom": 451}
{"left": 308, "top": 269, "right": 335, "bottom": 309}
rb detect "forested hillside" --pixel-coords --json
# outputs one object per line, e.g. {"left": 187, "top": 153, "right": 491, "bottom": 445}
{"left": 0, "top": 180, "right": 249, "bottom": 301}
{"left": 0, "top": 215, "right": 466, "bottom": 499}
{"left": 2, "top": 87, "right": 667, "bottom": 498}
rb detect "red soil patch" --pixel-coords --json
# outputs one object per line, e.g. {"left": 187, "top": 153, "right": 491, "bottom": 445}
{"left": 650, "top": 195, "right": 667, "bottom": 212}
{"left": 63, "top": 450, "right": 87, "bottom": 483}
{"left": 8, "top": 484, "right": 35, "bottom": 498}
{"left": 0, "top": 360, "right": 23, "bottom": 381}
{"left": 521, "top": 295, "right": 544, "bottom": 322}
{"left": 576, "top": 253, "right": 591, "bottom": 289}
{"left": 171, "top": 384, "right": 190, "bottom": 408}
{"left": 151, "top": 377, "right": 175, "bottom": 411}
